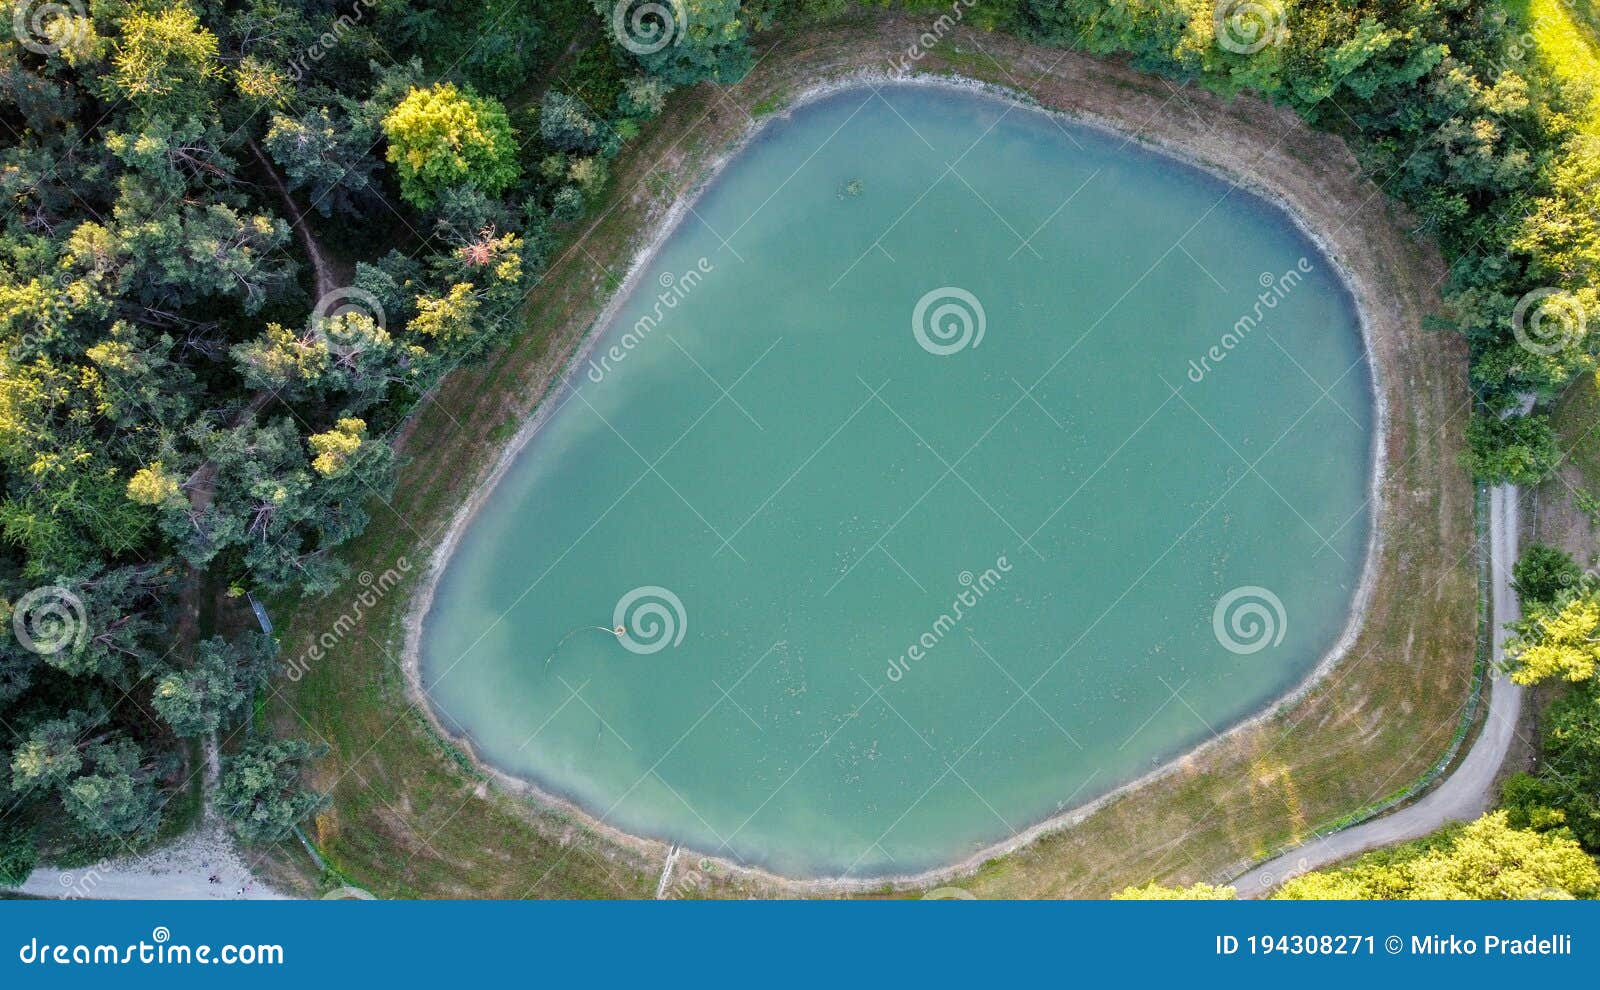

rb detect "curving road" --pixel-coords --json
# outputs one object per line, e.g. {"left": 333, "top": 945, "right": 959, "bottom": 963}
{"left": 1230, "top": 483, "right": 1524, "bottom": 897}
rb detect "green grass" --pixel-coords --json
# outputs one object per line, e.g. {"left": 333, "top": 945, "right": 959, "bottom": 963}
{"left": 1553, "top": 370, "right": 1600, "bottom": 482}
{"left": 751, "top": 94, "right": 788, "bottom": 116}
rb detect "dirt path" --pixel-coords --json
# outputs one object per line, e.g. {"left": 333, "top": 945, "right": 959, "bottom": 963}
{"left": 248, "top": 138, "right": 337, "bottom": 302}
{"left": 8, "top": 819, "right": 287, "bottom": 901}
{"left": 1230, "top": 484, "right": 1523, "bottom": 896}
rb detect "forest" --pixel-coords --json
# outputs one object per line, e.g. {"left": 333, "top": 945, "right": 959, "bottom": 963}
{"left": 2, "top": 0, "right": 1598, "bottom": 892}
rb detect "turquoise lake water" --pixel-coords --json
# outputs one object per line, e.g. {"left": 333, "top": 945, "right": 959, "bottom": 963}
{"left": 420, "top": 85, "right": 1373, "bottom": 878}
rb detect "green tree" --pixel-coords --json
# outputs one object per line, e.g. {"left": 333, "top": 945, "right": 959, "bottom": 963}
{"left": 59, "top": 738, "right": 162, "bottom": 838}
{"left": 217, "top": 739, "right": 327, "bottom": 843}
{"left": 1463, "top": 413, "right": 1561, "bottom": 485}
{"left": 0, "top": 821, "right": 36, "bottom": 887}
{"left": 1504, "top": 681, "right": 1600, "bottom": 850}
{"left": 152, "top": 634, "right": 276, "bottom": 737}
{"left": 1513, "top": 544, "right": 1584, "bottom": 610}
{"left": 263, "top": 108, "right": 378, "bottom": 217}
{"left": 539, "top": 91, "right": 603, "bottom": 153}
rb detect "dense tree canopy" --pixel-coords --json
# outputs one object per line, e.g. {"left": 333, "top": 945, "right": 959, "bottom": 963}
{"left": 0, "top": 0, "right": 631, "bottom": 867}
{"left": 1505, "top": 680, "right": 1600, "bottom": 851}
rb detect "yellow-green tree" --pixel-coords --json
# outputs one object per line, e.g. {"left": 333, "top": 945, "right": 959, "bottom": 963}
{"left": 380, "top": 84, "right": 519, "bottom": 209}
{"left": 1113, "top": 881, "right": 1236, "bottom": 900}
{"left": 407, "top": 283, "right": 481, "bottom": 344}
{"left": 107, "top": 6, "right": 222, "bottom": 119}
{"left": 1273, "top": 813, "right": 1600, "bottom": 899}
{"left": 125, "top": 462, "right": 181, "bottom": 506}
{"left": 1507, "top": 593, "right": 1600, "bottom": 685}
{"left": 307, "top": 418, "right": 367, "bottom": 478}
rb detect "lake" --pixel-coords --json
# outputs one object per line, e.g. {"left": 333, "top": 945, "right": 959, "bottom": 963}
{"left": 419, "top": 84, "right": 1374, "bottom": 878}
